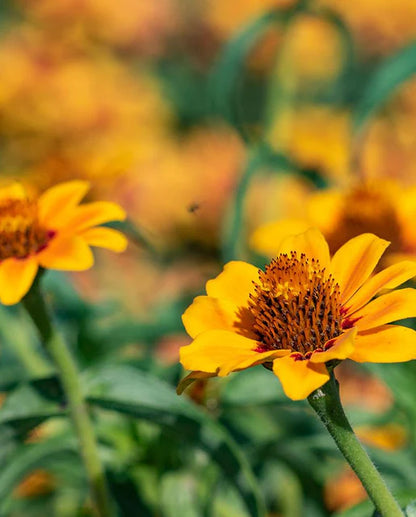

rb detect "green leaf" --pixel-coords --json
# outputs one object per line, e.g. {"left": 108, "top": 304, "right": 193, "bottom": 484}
{"left": 220, "top": 366, "right": 286, "bottom": 407}
{"left": 0, "top": 435, "right": 78, "bottom": 506}
{"left": 85, "top": 365, "right": 266, "bottom": 517}
{"left": 353, "top": 42, "right": 416, "bottom": 134}
{"left": 209, "top": 5, "right": 302, "bottom": 138}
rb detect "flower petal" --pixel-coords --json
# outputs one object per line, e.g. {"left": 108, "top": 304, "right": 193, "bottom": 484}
{"left": 206, "top": 261, "right": 259, "bottom": 308}
{"left": 38, "top": 180, "right": 90, "bottom": 227}
{"left": 309, "top": 328, "right": 357, "bottom": 363}
{"left": 38, "top": 236, "right": 94, "bottom": 271}
{"left": 182, "top": 296, "right": 255, "bottom": 339}
{"left": 272, "top": 355, "right": 329, "bottom": 400}
{"left": 352, "top": 288, "right": 416, "bottom": 331}
{"left": 180, "top": 330, "right": 290, "bottom": 377}
{"left": 81, "top": 227, "right": 128, "bottom": 252}
{"left": 350, "top": 325, "right": 416, "bottom": 363}
{"left": 250, "top": 219, "right": 311, "bottom": 258}
{"left": 330, "top": 234, "right": 390, "bottom": 304}
{"left": 0, "top": 257, "right": 38, "bottom": 305}
{"left": 277, "top": 228, "right": 330, "bottom": 269}
{"left": 0, "top": 182, "right": 27, "bottom": 200}
{"left": 61, "top": 202, "right": 126, "bottom": 232}
{"left": 306, "top": 189, "right": 343, "bottom": 235}
{"left": 346, "top": 261, "right": 416, "bottom": 314}
{"left": 176, "top": 371, "right": 216, "bottom": 395}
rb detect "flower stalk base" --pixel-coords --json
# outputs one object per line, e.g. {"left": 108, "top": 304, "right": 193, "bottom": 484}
{"left": 308, "top": 370, "right": 404, "bottom": 517}
{"left": 22, "top": 275, "right": 113, "bottom": 517}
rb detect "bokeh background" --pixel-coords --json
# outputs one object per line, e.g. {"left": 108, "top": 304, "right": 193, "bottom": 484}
{"left": 1, "top": 0, "right": 416, "bottom": 516}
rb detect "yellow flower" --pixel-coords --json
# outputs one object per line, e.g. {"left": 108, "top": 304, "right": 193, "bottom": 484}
{"left": 251, "top": 180, "right": 416, "bottom": 264}
{"left": 179, "top": 229, "right": 416, "bottom": 400}
{"left": 0, "top": 180, "right": 127, "bottom": 305}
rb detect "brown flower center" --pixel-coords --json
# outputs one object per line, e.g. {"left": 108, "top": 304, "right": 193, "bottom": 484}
{"left": 327, "top": 184, "right": 402, "bottom": 255}
{"left": 248, "top": 253, "right": 343, "bottom": 357}
{"left": 0, "top": 199, "right": 53, "bottom": 260}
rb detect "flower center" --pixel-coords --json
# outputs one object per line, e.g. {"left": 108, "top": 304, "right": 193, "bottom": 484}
{"left": 248, "top": 252, "right": 342, "bottom": 356}
{"left": 327, "top": 184, "right": 402, "bottom": 255}
{"left": 0, "top": 199, "right": 53, "bottom": 260}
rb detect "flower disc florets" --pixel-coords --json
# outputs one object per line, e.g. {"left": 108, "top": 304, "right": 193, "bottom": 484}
{"left": 0, "top": 199, "right": 53, "bottom": 260}
{"left": 249, "top": 252, "right": 343, "bottom": 357}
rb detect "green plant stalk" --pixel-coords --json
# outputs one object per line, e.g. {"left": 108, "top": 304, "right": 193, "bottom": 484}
{"left": 308, "top": 370, "right": 404, "bottom": 517}
{"left": 22, "top": 276, "right": 113, "bottom": 517}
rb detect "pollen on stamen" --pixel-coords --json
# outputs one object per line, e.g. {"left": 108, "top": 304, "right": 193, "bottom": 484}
{"left": 0, "top": 199, "right": 54, "bottom": 260}
{"left": 248, "top": 252, "right": 343, "bottom": 357}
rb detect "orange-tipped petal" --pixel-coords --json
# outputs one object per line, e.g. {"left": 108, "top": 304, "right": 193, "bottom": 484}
{"left": 38, "top": 236, "right": 94, "bottom": 271}
{"left": 38, "top": 181, "right": 90, "bottom": 227}
{"left": 250, "top": 219, "right": 311, "bottom": 258}
{"left": 182, "top": 296, "right": 255, "bottom": 339}
{"left": 81, "top": 227, "right": 128, "bottom": 252}
{"left": 331, "top": 234, "right": 390, "bottom": 304}
{"left": 309, "top": 328, "right": 356, "bottom": 363}
{"left": 206, "top": 261, "right": 259, "bottom": 308}
{"left": 62, "top": 202, "right": 126, "bottom": 233}
{"left": 0, "top": 257, "right": 38, "bottom": 305}
{"left": 272, "top": 355, "right": 329, "bottom": 400}
{"left": 180, "top": 330, "right": 289, "bottom": 377}
{"left": 278, "top": 228, "right": 330, "bottom": 269}
{"left": 350, "top": 325, "right": 416, "bottom": 363}
{"left": 345, "top": 261, "right": 416, "bottom": 315}
{"left": 352, "top": 288, "right": 416, "bottom": 331}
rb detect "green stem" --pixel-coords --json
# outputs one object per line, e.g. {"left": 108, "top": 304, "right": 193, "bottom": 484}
{"left": 22, "top": 277, "right": 113, "bottom": 517}
{"left": 308, "top": 370, "right": 404, "bottom": 517}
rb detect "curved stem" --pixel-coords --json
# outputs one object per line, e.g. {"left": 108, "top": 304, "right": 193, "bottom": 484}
{"left": 308, "top": 370, "right": 404, "bottom": 517}
{"left": 22, "top": 276, "right": 113, "bottom": 517}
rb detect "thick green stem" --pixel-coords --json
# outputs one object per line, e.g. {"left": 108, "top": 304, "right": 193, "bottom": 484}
{"left": 22, "top": 277, "right": 113, "bottom": 517}
{"left": 308, "top": 371, "right": 404, "bottom": 517}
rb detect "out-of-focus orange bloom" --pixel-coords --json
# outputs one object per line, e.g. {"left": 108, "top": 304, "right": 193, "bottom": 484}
{"left": 325, "top": 467, "right": 366, "bottom": 512}
{"left": 357, "top": 424, "right": 407, "bottom": 452}
{"left": 269, "top": 107, "right": 351, "bottom": 181}
{"left": 0, "top": 28, "right": 172, "bottom": 193}
{"left": 206, "top": 0, "right": 295, "bottom": 38}
{"left": 251, "top": 179, "right": 416, "bottom": 265}
{"left": 14, "top": 469, "right": 55, "bottom": 498}
{"left": 18, "top": 0, "right": 178, "bottom": 54}
{"left": 319, "top": 0, "right": 416, "bottom": 55}
{"left": 117, "top": 125, "right": 245, "bottom": 250}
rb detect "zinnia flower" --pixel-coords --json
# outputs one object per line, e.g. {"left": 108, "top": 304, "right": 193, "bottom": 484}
{"left": 179, "top": 229, "right": 416, "bottom": 400}
{"left": 0, "top": 180, "right": 127, "bottom": 305}
{"left": 251, "top": 180, "right": 416, "bottom": 265}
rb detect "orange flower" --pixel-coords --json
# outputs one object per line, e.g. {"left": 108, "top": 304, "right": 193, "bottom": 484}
{"left": 178, "top": 229, "right": 416, "bottom": 400}
{"left": 0, "top": 180, "right": 127, "bottom": 305}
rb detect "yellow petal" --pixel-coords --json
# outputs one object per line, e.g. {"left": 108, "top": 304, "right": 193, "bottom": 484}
{"left": 180, "top": 330, "right": 289, "bottom": 377}
{"left": 345, "top": 261, "right": 416, "bottom": 314}
{"left": 330, "top": 234, "right": 390, "bottom": 304}
{"left": 206, "top": 261, "right": 259, "bottom": 308}
{"left": 81, "top": 227, "right": 128, "bottom": 252}
{"left": 0, "top": 257, "right": 38, "bottom": 305}
{"left": 38, "top": 181, "right": 90, "bottom": 227}
{"left": 38, "top": 236, "right": 94, "bottom": 271}
{"left": 277, "top": 228, "right": 330, "bottom": 269}
{"left": 0, "top": 182, "right": 27, "bottom": 201}
{"left": 61, "top": 202, "right": 126, "bottom": 233}
{"left": 176, "top": 371, "right": 216, "bottom": 395}
{"left": 250, "top": 219, "right": 311, "bottom": 258}
{"left": 352, "top": 288, "right": 416, "bottom": 331}
{"left": 182, "top": 296, "right": 255, "bottom": 339}
{"left": 350, "top": 325, "right": 416, "bottom": 363}
{"left": 309, "top": 328, "right": 357, "bottom": 363}
{"left": 272, "top": 354, "right": 329, "bottom": 400}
